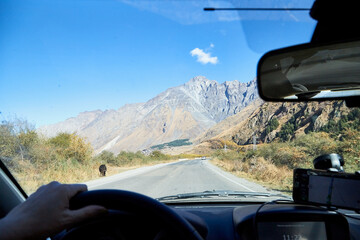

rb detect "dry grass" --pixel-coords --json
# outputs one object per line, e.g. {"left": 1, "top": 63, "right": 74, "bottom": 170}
{"left": 14, "top": 158, "right": 177, "bottom": 194}
{"left": 211, "top": 157, "right": 293, "bottom": 193}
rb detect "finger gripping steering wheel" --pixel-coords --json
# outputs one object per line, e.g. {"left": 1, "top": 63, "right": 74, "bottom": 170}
{"left": 67, "top": 190, "right": 203, "bottom": 240}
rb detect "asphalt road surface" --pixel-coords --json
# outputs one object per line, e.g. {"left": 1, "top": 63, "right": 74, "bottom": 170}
{"left": 86, "top": 159, "right": 270, "bottom": 198}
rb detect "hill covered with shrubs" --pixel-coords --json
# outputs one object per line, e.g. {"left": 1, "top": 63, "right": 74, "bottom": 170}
{"left": 210, "top": 103, "right": 360, "bottom": 192}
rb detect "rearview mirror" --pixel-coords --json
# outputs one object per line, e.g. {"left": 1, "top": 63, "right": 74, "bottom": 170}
{"left": 257, "top": 39, "right": 360, "bottom": 102}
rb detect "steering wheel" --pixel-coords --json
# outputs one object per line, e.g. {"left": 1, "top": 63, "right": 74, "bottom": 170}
{"left": 62, "top": 189, "right": 203, "bottom": 240}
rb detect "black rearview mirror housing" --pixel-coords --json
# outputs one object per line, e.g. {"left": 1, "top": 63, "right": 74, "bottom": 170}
{"left": 257, "top": 39, "right": 360, "bottom": 107}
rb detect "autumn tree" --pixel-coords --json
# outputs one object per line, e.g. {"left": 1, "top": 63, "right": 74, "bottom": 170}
{"left": 49, "top": 133, "right": 93, "bottom": 163}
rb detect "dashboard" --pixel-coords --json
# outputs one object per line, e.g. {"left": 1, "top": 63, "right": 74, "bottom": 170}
{"left": 172, "top": 202, "right": 355, "bottom": 240}
{"left": 60, "top": 202, "right": 359, "bottom": 240}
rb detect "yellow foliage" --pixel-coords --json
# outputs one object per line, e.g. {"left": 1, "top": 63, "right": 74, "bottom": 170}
{"left": 212, "top": 150, "right": 294, "bottom": 192}
{"left": 66, "top": 134, "right": 93, "bottom": 163}
{"left": 206, "top": 138, "right": 242, "bottom": 151}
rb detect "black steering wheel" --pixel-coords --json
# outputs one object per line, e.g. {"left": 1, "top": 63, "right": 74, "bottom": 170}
{"left": 62, "top": 189, "right": 203, "bottom": 240}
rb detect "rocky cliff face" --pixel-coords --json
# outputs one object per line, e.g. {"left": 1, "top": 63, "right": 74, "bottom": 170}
{"left": 39, "top": 76, "right": 258, "bottom": 153}
{"left": 183, "top": 76, "right": 258, "bottom": 122}
{"left": 194, "top": 98, "right": 263, "bottom": 143}
{"left": 225, "top": 101, "right": 349, "bottom": 145}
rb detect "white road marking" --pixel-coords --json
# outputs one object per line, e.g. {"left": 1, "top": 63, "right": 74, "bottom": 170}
{"left": 204, "top": 161, "right": 255, "bottom": 192}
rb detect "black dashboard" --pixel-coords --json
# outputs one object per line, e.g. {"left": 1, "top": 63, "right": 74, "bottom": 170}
{"left": 172, "top": 202, "right": 356, "bottom": 240}
{"left": 61, "top": 202, "right": 359, "bottom": 240}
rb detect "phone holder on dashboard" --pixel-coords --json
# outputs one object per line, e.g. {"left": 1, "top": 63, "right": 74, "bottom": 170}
{"left": 313, "top": 153, "right": 344, "bottom": 172}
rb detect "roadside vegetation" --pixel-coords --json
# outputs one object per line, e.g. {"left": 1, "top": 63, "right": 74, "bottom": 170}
{"left": 2, "top": 108, "right": 359, "bottom": 195}
{"left": 211, "top": 108, "right": 360, "bottom": 193}
{"left": 0, "top": 119, "right": 199, "bottom": 194}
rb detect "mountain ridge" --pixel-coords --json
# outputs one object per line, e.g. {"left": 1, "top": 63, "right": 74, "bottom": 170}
{"left": 39, "top": 76, "right": 258, "bottom": 153}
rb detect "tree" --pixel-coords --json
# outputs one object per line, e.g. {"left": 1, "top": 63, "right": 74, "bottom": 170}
{"left": 265, "top": 118, "right": 279, "bottom": 135}
{"left": 49, "top": 133, "right": 72, "bottom": 149}
{"left": 347, "top": 108, "right": 360, "bottom": 121}
{"left": 0, "top": 119, "right": 38, "bottom": 159}
{"left": 49, "top": 133, "right": 93, "bottom": 163}
{"left": 0, "top": 122, "right": 17, "bottom": 157}
{"left": 277, "top": 122, "right": 295, "bottom": 141}
{"left": 150, "top": 150, "right": 167, "bottom": 160}
{"left": 67, "top": 134, "right": 93, "bottom": 163}
{"left": 18, "top": 130, "right": 39, "bottom": 150}
{"left": 97, "top": 150, "right": 117, "bottom": 164}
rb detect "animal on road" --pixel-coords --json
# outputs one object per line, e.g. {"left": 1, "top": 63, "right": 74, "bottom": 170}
{"left": 99, "top": 164, "right": 107, "bottom": 177}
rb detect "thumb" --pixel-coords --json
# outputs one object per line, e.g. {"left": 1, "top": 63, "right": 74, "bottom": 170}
{"left": 68, "top": 205, "right": 107, "bottom": 225}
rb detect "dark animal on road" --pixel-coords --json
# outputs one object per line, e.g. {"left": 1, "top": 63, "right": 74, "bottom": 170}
{"left": 99, "top": 164, "right": 107, "bottom": 176}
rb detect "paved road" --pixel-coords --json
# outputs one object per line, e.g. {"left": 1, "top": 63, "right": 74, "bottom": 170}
{"left": 86, "top": 159, "right": 269, "bottom": 198}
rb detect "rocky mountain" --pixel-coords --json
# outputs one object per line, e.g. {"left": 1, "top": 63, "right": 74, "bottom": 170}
{"left": 39, "top": 76, "right": 259, "bottom": 153}
{"left": 196, "top": 100, "right": 349, "bottom": 147}
{"left": 193, "top": 98, "right": 263, "bottom": 143}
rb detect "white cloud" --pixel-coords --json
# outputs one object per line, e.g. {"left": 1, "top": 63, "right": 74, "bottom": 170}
{"left": 190, "top": 47, "right": 218, "bottom": 65}
{"left": 210, "top": 43, "right": 215, "bottom": 48}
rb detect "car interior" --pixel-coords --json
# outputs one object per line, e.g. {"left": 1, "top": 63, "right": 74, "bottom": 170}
{"left": 1, "top": 0, "right": 360, "bottom": 239}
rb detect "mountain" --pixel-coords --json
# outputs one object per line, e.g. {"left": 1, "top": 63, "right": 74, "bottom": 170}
{"left": 39, "top": 76, "right": 259, "bottom": 153}
{"left": 193, "top": 98, "right": 263, "bottom": 143}
{"left": 195, "top": 100, "right": 349, "bottom": 148}
{"left": 231, "top": 101, "right": 349, "bottom": 145}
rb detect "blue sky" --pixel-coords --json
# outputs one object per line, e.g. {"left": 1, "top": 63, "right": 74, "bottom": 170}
{"left": 0, "top": 0, "right": 316, "bottom": 127}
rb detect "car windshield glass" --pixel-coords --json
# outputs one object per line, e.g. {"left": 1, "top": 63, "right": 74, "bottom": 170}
{"left": 1, "top": 0, "right": 358, "bottom": 202}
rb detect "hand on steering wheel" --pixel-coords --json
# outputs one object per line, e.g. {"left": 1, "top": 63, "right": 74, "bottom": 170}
{"left": 62, "top": 190, "right": 204, "bottom": 240}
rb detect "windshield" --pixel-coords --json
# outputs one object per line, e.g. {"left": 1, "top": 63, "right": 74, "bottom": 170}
{"left": 2, "top": 0, "right": 358, "bottom": 202}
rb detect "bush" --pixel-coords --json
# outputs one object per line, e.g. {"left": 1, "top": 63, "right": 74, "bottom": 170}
{"left": 96, "top": 151, "right": 117, "bottom": 165}
{"left": 265, "top": 118, "right": 279, "bottom": 135}
{"left": 212, "top": 149, "right": 243, "bottom": 161}
{"left": 0, "top": 119, "right": 40, "bottom": 167}
{"left": 292, "top": 132, "right": 338, "bottom": 157}
{"left": 339, "top": 128, "right": 360, "bottom": 171}
{"left": 49, "top": 133, "right": 71, "bottom": 149}
{"left": 211, "top": 150, "right": 293, "bottom": 192}
{"left": 206, "top": 139, "right": 241, "bottom": 151}
{"left": 0, "top": 123, "right": 17, "bottom": 158}
{"left": 256, "top": 143, "right": 307, "bottom": 168}
{"left": 277, "top": 122, "right": 295, "bottom": 141}
{"left": 49, "top": 133, "right": 93, "bottom": 163}
{"left": 320, "top": 109, "right": 360, "bottom": 135}
{"left": 347, "top": 108, "right": 360, "bottom": 121}
{"left": 150, "top": 150, "right": 168, "bottom": 160}
{"left": 116, "top": 151, "right": 136, "bottom": 165}
{"left": 0, "top": 118, "right": 183, "bottom": 193}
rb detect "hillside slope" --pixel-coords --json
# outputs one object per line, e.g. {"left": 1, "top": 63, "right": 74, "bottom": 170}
{"left": 196, "top": 101, "right": 349, "bottom": 147}
{"left": 39, "top": 76, "right": 258, "bottom": 152}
